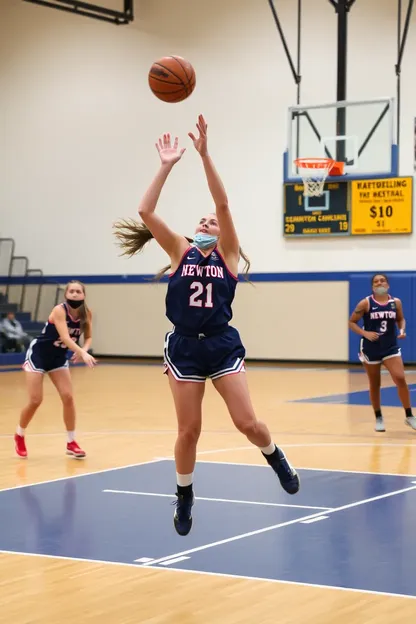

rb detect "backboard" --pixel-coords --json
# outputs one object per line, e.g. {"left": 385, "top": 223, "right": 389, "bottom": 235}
{"left": 283, "top": 97, "right": 397, "bottom": 184}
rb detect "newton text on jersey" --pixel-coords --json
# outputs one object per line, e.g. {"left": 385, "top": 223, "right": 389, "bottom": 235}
{"left": 181, "top": 264, "right": 225, "bottom": 279}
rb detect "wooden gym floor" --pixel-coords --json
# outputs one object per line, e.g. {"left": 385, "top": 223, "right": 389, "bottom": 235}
{"left": 1, "top": 360, "right": 416, "bottom": 623}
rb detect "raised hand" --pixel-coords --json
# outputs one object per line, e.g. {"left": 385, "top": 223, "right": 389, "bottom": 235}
{"left": 188, "top": 114, "right": 208, "bottom": 157}
{"left": 155, "top": 133, "right": 186, "bottom": 166}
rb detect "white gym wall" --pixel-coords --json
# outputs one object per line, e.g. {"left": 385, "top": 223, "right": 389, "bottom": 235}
{"left": 0, "top": 0, "right": 413, "bottom": 358}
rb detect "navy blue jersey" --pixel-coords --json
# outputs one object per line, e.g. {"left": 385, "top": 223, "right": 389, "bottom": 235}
{"left": 362, "top": 295, "right": 398, "bottom": 350}
{"left": 165, "top": 246, "right": 238, "bottom": 333}
{"left": 35, "top": 303, "right": 81, "bottom": 352}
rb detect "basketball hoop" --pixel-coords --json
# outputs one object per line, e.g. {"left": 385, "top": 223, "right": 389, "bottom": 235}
{"left": 294, "top": 157, "right": 335, "bottom": 197}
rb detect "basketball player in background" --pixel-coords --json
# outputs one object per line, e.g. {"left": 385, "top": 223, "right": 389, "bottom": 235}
{"left": 349, "top": 273, "right": 416, "bottom": 432}
{"left": 114, "top": 114, "right": 300, "bottom": 537}
{"left": 14, "top": 280, "right": 96, "bottom": 459}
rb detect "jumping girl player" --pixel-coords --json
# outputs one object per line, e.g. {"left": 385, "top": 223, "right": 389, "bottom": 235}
{"left": 114, "top": 115, "right": 300, "bottom": 536}
{"left": 349, "top": 273, "right": 416, "bottom": 433}
{"left": 14, "top": 280, "right": 96, "bottom": 459}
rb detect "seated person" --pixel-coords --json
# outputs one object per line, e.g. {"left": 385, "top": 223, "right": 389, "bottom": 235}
{"left": 1, "top": 312, "right": 31, "bottom": 353}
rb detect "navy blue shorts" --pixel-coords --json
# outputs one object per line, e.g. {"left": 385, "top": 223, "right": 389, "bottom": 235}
{"left": 359, "top": 339, "right": 401, "bottom": 365}
{"left": 22, "top": 340, "right": 69, "bottom": 374}
{"left": 163, "top": 325, "right": 246, "bottom": 382}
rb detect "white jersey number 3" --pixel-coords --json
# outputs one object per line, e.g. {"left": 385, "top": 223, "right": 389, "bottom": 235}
{"left": 189, "top": 282, "right": 213, "bottom": 308}
{"left": 380, "top": 320, "right": 387, "bottom": 333}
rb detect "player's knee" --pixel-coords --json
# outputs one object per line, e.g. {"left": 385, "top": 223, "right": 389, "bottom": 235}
{"left": 394, "top": 374, "right": 406, "bottom": 387}
{"left": 29, "top": 394, "right": 43, "bottom": 408}
{"left": 59, "top": 391, "right": 74, "bottom": 406}
{"left": 177, "top": 425, "right": 200, "bottom": 446}
{"left": 235, "top": 417, "right": 258, "bottom": 437}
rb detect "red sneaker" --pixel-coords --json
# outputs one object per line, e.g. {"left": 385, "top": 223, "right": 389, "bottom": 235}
{"left": 14, "top": 434, "right": 27, "bottom": 458}
{"left": 66, "top": 440, "right": 86, "bottom": 459}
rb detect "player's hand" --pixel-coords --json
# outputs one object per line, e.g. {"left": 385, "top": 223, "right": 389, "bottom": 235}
{"left": 363, "top": 331, "right": 379, "bottom": 342}
{"left": 398, "top": 330, "right": 406, "bottom": 339}
{"left": 71, "top": 352, "right": 81, "bottom": 363}
{"left": 156, "top": 134, "right": 186, "bottom": 166}
{"left": 188, "top": 114, "right": 208, "bottom": 157}
{"left": 80, "top": 350, "right": 97, "bottom": 368}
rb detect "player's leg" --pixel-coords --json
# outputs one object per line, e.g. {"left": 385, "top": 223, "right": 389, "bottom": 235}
{"left": 15, "top": 371, "right": 44, "bottom": 458}
{"left": 48, "top": 367, "right": 86, "bottom": 457}
{"left": 363, "top": 362, "right": 384, "bottom": 431}
{"left": 212, "top": 371, "right": 299, "bottom": 494}
{"left": 206, "top": 326, "right": 299, "bottom": 493}
{"left": 167, "top": 371, "right": 205, "bottom": 535}
{"left": 382, "top": 355, "right": 416, "bottom": 430}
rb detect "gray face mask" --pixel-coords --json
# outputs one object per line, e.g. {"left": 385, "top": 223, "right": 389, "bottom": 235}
{"left": 374, "top": 286, "right": 388, "bottom": 296}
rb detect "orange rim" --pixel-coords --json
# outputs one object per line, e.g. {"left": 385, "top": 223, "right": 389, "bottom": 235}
{"left": 294, "top": 157, "right": 335, "bottom": 170}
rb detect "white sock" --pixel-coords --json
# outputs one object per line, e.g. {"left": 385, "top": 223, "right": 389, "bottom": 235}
{"left": 260, "top": 442, "right": 276, "bottom": 455}
{"left": 67, "top": 431, "right": 75, "bottom": 442}
{"left": 16, "top": 426, "right": 25, "bottom": 437}
{"left": 176, "top": 473, "right": 193, "bottom": 487}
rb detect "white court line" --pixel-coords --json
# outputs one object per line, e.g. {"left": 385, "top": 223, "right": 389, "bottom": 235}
{"left": 197, "top": 441, "right": 416, "bottom": 454}
{"left": 0, "top": 430, "right": 181, "bottom": 439}
{"left": 273, "top": 442, "right": 416, "bottom": 448}
{"left": 301, "top": 516, "right": 329, "bottom": 524}
{"left": 190, "top": 458, "right": 416, "bottom": 478}
{"left": 159, "top": 556, "right": 190, "bottom": 566}
{"left": 0, "top": 430, "right": 260, "bottom": 439}
{"left": 158, "top": 442, "right": 416, "bottom": 462}
{"left": 0, "top": 458, "right": 167, "bottom": 493}
{"left": 153, "top": 446, "right": 253, "bottom": 460}
{"left": 103, "top": 489, "right": 331, "bottom": 511}
{"left": 0, "top": 549, "right": 414, "bottom": 600}
{"left": 2, "top": 443, "right": 414, "bottom": 496}
{"left": 142, "top": 484, "right": 416, "bottom": 567}
{"left": 151, "top": 565, "right": 416, "bottom": 600}
{"left": 191, "top": 441, "right": 416, "bottom": 458}
{"left": 0, "top": 549, "right": 145, "bottom": 569}
{"left": 195, "top": 445, "right": 255, "bottom": 456}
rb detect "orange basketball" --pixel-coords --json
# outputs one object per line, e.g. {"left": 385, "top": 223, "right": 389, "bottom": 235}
{"left": 148, "top": 56, "right": 196, "bottom": 103}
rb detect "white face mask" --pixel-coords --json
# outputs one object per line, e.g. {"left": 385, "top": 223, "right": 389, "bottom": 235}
{"left": 374, "top": 286, "right": 388, "bottom": 295}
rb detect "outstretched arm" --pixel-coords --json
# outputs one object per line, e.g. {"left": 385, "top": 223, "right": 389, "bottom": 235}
{"left": 138, "top": 134, "right": 189, "bottom": 260}
{"left": 73, "top": 310, "right": 93, "bottom": 361}
{"left": 51, "top": 306, "right": 96, "bottom": 368}
{"left": 189, "top": 115, "right": 240, "bottom": 259}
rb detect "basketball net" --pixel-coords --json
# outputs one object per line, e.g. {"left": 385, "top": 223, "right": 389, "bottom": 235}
{"left": 294, "top": 158, "right": 335, "bottom": 197}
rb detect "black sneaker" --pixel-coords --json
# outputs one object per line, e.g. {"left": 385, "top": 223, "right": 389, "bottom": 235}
{"left": 263, "top": 446, "right": 300, "bottom": 495}
{"left": 173, "top": 492, "right": 194, "bottom": 536}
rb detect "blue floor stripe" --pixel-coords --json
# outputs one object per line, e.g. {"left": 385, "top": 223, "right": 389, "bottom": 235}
{"left": 294, "top": 383, "right": 416, "bottom": 407}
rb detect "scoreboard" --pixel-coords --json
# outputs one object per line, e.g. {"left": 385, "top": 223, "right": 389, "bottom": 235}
{"left": 284, "top": 181, "right": 349, "bottom": 237}
{"left": 283, "top": 176, "right": 413, "bottom": 238}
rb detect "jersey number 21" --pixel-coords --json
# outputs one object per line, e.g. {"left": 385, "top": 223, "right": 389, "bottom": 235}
{"left": 189, "top": 282, "right": 213, "bottom": 308}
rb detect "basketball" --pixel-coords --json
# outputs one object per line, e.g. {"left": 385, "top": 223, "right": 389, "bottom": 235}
{"left": 148, "top": 56, "right": 196, "bottom": 103}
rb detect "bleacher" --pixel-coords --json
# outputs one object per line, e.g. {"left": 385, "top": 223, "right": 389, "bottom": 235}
{"left": 0, "top": 297, "right": 44, "bottom": 365}
{"left": 0, "top": 238, "right": 59, "bottom": 366}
